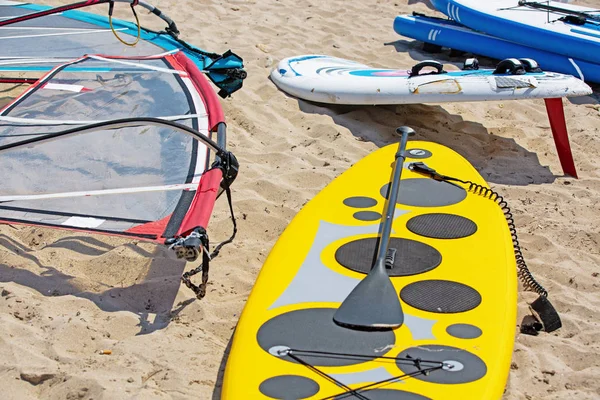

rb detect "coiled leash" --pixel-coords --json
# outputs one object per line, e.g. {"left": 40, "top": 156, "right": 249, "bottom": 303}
{"left": 409, "top": 162, "right": 561, "bottom": 335}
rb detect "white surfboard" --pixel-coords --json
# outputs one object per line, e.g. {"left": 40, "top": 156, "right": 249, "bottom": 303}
{"left": 270, "top": 55, "right": 592, "bottom": 105}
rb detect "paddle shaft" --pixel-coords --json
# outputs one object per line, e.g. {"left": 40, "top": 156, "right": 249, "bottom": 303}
{"left": 372, "top": 135, "right": 410, "bottom": 272}
{"left": 332, "top": 127, "right": 413, "bottom": 329}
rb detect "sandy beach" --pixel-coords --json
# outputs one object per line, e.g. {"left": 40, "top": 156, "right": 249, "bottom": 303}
{"left": 1, "top": 0, "right": 599, "bottom": 398}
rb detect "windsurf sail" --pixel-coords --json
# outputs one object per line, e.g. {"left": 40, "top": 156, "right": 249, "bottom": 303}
{"left": 0, "top": 52, "right": 239, "bottom": 298}
{"left": 0, "top": 0, "right": 246, "bottom": 97}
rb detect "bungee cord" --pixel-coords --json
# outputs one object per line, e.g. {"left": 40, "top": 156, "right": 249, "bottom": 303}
{"left": 276, "top": 347, "right": 445, "bottom": 400}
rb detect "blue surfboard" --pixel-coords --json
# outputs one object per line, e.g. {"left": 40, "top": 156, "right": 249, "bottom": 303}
{"left": 393, "top": 14, "right": 600, "bottom": 84}
{"left": 430, "top": 0, "right": 600, "bottom": 65}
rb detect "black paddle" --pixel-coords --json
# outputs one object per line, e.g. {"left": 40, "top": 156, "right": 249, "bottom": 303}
{"left": 333, "top": 126, "right": 415, "bottom": 330}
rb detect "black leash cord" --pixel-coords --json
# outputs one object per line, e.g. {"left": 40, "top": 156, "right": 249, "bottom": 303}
{"left": 409, "top": 162, "right": 548, "bottom": 297}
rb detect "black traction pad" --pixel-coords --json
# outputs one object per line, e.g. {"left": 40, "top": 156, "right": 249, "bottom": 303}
{"left": 353, "top": 211, "right": 382, "bottom": 221}
{"left": 406, "top": 213, "right": 477, "bottom": 239}
{"left": 446, "top": 323, "right": 482, "bottom": 339}
{"left": 400, "top": 280, "right": 482, "bottom": 313}
{"left": 343, "top": 196, "right": 378, "bottom": 208}
{"left": 396, "top": 345, "right": 487, "bottom": 384}
{"left": 380, "top": 178, "right": 467, "bottom": 207}
{"left": 259, "top": 375, "right": 319, "bottom": 399}
{"left": 335, "top": 237, "right": 442, "bottom": 276}
{"left": 257, "top": 308, "right": 395, "bottom": 367}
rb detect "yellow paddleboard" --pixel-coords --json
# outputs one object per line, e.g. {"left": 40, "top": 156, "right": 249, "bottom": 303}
{"left": 223, "top": 141, "right": 517, "bottom": 399}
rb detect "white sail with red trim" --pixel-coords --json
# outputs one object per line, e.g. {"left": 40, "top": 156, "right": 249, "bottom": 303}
{"left": 0, "top": 52, "right": 227, "bottom": 244}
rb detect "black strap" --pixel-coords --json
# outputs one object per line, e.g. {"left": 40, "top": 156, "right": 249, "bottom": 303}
{"left": 409, "top": 60, "right": 446, "bottom": 77}
{"left": 181, "top": 234, "right": 211, "bottom": 299}
{"left": 210, "top": 187, "right": 237, "bottom": 259}
{"left": 494, "top": 58, "right": 526, "bottom": 75}
{"left": 180, "top": 187, "right": 237, "bottom": 299}
{"left": 520, "top": 295, "right": 562, "bottom": 335}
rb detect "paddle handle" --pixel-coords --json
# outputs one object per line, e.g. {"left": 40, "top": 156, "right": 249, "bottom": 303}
{"left": 373, "top": 127, "right": 413, "bottom": 272}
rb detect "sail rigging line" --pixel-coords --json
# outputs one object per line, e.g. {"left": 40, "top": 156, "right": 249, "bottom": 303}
{"left": 0, "top": 77, "right": 37, "bottom": 84}
{"left": 0, "top": 50, "right": 207, "bottom": 121}
{"left": 0, "top": 204, "right": 152, "bottom": 224}
{"left": 86, "top": 54, "right": 191, "bottom": 74}
{"left": 0, "top": 55, "right": 206, "bottom": 75}
{"left": 0, "top": 114, "right": 209, "bottom": 126}
{"left": 0, "top": 50, "right": 188, "bottom": 78}
{"left": 206, "top": 187, "right": 237, "bottom": 259}
{"left": 0, "top": 117, "right": 239, "bottom": 238}
{"left": 0, "top": 58, "right": 77, "bottom": 66}
{"left": 0, "top": 55, "right": 91, "bottom": 116}
{"left": 0, "top": 183, "right": 200, "bottom": 203}
{"left": 0, "top": 27, "right": 128, "bottom": 40}
{"left": 108, "top": 0, "right": 141, "bottom": 46}
{"left": 0, "top": 215, "right": 160, "bottom": 240}
{"left": 0, "top": 117, "right": 226, "bottom": 155}
{"left": 0, "top": 26, "right": 114, "bottom": 31}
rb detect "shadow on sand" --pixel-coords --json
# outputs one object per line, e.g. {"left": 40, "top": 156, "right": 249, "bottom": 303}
{"left": 407, "top": 0, "right": 436, "bottom": 11}
{"left": 211, "top": 331, "right": 234, "bottom": 399}
{"left": 0, "top": 233, "right": 192, "bottom": 335}
{"left": 297, "top": 99, "right": 558, "bottom": 186}
{"left": 279, "top": 37, "right": 599, "bottom": 185}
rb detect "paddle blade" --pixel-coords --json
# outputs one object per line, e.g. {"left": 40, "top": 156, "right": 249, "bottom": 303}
{"left": 333, "top": 268, "right": 404, "bottom": 330}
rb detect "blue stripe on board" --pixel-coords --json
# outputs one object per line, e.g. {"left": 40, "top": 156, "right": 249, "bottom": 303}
{"left": 285, "top": 56, "right": 329, "bottom": 76}
{"left": 347, "top": 69, "right": 544, "bottom": 78}
{"left": 571, "top": 28, "right": 600, "bottom": 39}
{"left": 287, "top": 55, "right": 327, "bottom": 63}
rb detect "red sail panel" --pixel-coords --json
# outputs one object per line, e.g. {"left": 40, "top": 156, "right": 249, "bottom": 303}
{"left": 172, "top": 51, "right": 225, "bottom": 130}
{"left": 177, "top": 168, "right": 223, "bottom": 238}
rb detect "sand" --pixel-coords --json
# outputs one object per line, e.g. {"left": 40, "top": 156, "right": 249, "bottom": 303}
{"left": 1, "top": 0, "right": 599, "bottom": 398}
